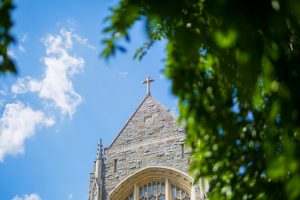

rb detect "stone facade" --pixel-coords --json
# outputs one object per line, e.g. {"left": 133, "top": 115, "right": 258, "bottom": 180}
{"left": 88, "top": 94, "right": 208, "bottom": 200}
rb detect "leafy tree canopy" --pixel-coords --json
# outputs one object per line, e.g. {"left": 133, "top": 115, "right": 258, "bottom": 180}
{"left": 0, "top": 0, "right": 16, "bottom": 75}
{"left": 101, "top": 0, "right": 300, "bottom": 199}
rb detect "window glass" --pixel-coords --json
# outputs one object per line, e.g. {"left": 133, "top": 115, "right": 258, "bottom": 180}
{"left": 126, "top": 193, "right": 134, "bottom": 200}
{"left": 139, "top": 181, "right": 166, "bottom": 200}
{"left": 126, "top": 181, "right": 190, "bottom": 200}
{"left": 171, "top": 185, "right": 190, "bottom": 200}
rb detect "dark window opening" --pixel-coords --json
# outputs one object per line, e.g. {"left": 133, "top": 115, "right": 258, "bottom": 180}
{"left": 181, "top": 144, "right": 184, "bottom": 158}
{"left": 114, "top": 159, "right": 117, "bottom": 173}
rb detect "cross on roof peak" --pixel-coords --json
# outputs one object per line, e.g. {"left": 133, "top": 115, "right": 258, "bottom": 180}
{"left": 142, "top": 76, "right": 154, "bottom": 96}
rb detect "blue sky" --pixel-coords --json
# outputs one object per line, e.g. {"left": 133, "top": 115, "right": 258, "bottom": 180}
{"left": 0, "top": 0, "right": 177, "bottom": 200}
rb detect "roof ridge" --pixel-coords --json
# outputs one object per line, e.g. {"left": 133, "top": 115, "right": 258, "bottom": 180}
{"left": 107, "top": 94, "right": 151, "bottom": 148}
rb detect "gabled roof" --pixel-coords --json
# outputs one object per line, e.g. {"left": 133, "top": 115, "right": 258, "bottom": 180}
{"left": 108, "top": 94, "right": 150, "bottom": 148}
{"left": 107, "top": 94, "right": 178, "bottom": 149}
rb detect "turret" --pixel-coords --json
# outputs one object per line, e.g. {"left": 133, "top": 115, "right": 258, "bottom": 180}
{"left": 95, "top": 139, "right": 103, "bottom": 181}
{"left": 89, "top": 139, "right": 103, "bottom": 200}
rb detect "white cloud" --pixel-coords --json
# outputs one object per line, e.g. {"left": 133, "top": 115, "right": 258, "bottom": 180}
{"left": 12, "top": 193, "right": 41, "bottom": 200}
{"left": 7, "top": 50, "right": 17, "bottom": 59}
{"left": 73, "top": 33, "right": 96, "bottom": 50}
{"left": 159, "top": 73, "right": 166, "bottom": 80}
{"left": 68, "top": 193, "right": 73, "bottom": 200}
{"left": 11, "top": 77, "right": 36, "bottom": 95}
{"left": 18, "top": 45, "right": 26, "bottom": 53}
{"left": 12, "top": 29, "right": 85, "bottom": 117}
{"left": 18, "top": 33, "right": 29, "bottom": 53}
{"left": 21, "top": 33, "right": 29, "bottom": 43}
{"left": 0, "top": 102, "right": 55, "bottom": 161}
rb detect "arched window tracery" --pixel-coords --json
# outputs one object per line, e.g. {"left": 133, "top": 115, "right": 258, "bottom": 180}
{"left": 171, "top": 185, "right": 190, "bottom": 200}
{"left": 139, "top": 181, "right": 166, "bottom": 200}
{"left": 123, "top": 181, "right": 191, "bottom": 200}
{"left": 111, "top": 167, "right": 197, "bottom": 200}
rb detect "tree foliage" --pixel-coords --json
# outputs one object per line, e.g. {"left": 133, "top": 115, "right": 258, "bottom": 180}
{"left": 0, "top": 0, "right": 16, "bottom": 75}
{"left": 101, "top": 0, "right": 300, "bottom": 199}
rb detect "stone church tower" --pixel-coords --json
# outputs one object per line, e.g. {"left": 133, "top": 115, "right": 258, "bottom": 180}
{"left": 88, "top": 76, "right": 209, "bottom": 200}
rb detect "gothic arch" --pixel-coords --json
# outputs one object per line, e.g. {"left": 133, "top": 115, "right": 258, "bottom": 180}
{"left": 109, "top": 166, "right": 194, "bottom": 200}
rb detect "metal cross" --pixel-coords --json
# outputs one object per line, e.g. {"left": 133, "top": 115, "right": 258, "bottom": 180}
{"left": 142, "top": 76, "right": 154, "bottom": 95}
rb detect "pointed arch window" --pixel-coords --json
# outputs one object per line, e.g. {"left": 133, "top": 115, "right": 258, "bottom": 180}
{"left": 124, "top": 181, "right": 191, "bottom": 200}
{"left": 138, "top": 181, "right": 166, "bottom": 200}
{"left": 111, "top": 167, "right": 199, "bottom": 200}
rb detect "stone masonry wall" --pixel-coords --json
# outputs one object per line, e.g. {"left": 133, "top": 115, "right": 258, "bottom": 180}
{"left": 102, "top": 96, "right": 191, "bottom": 199}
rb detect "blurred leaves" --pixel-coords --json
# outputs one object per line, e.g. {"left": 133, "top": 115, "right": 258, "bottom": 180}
{"left": 0, "top": 0, "right": 16, "bottom": 75}
{"left": 101, "top": 0, "right": 300, "bottom": 199}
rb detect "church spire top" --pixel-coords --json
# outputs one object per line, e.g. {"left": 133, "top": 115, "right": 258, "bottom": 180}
{"left": 142, "top": 75, "right": 154, "bottom": 96}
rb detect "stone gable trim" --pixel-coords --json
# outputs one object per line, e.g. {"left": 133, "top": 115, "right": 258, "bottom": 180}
{"left": 107, "top": 95, "right": 178, "bottom": 149}
{"left": 108, "top": 94, "right": 149, "bottom": 149}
